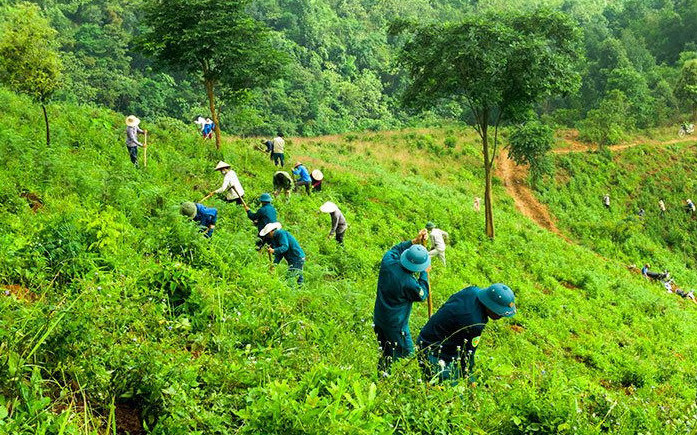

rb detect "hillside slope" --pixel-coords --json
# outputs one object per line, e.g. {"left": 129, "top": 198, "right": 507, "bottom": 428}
{"left": 1, "top": 89, "right": 697, "bottom": 433}
{"left": 538, "top": 141, "right": 697, "bottom": 284}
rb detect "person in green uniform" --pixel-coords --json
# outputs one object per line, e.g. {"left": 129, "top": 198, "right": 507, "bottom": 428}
{"left": 373, "top": 230, "right": 431, "bottom": 376}
{"left": 416, "top": 284, "right": 516, "bottom": 386}
{"left": 245, "top": 193, "right": 278, "bottom": 249}
{"left": 260, "top": 222, "right": 306, "bottom": 286}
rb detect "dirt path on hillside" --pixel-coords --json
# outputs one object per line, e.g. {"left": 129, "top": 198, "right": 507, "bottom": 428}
{"left": 497, "top": 148, "right": 572, "bottom": 242}
{"left": 496, "top": 131, "right": 695, "bottom": 239}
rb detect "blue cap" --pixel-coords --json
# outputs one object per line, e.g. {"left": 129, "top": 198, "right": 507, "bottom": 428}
{"left": 259, "top": 193, "right": 273, "bottom": 203}
{"left": 477, "top": 284, "right": 516, "bottom": 317}
{"left": 400, "top": 245, "right": 431, "bottom": 273}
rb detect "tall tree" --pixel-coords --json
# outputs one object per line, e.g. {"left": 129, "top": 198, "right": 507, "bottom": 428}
{"left": 394, "top": 9, "right": 582, "bottom": 238}
{"left": 675, "top": 59, "right": 697, "bottom": 123}
{"left": 138, "top": 0, "right": 286, "bottom": 149}
{"left": 0, "top": 2, "right": 62, "bottom": 147}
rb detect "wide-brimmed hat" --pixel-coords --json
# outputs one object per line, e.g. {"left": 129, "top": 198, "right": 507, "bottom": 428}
{"left": 259, "top": 222, "right": 282, "bottom": 237}
{"left": 126, "top": 115, "right": 140, "bottom": 127}
{"left": 311, "top": 169, "right": 324, "bottom": 181}
{"left": 259, "top": 193, "right": 273, "bottom": 203}
{"left": 214, "top": 161, "right": 231, "bottom": 171}
{"left": 274, "top": 171, "right": 292, "bottom": 180}
{"left": 425, "top": 222, "right": 435, "bottom": 230}
{"left": 294, "top": 162, "right": 302, "bottom": 168}
{"left": 180, "top": 202, "right": 197, "bottom": 219}
{"left": 320, "top": 201, "right": 338, "bottom": 214}
{"left": 399, "top": 245, "right": 431, "bottom": 273}
{"left": 477, "top": 284, "right": 516, "bottom": 317}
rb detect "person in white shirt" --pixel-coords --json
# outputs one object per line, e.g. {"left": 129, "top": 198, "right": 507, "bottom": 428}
{"left": 659, "top": 199, "right": 666, "bottom": 216}
{"left": 272, "top": 133, "right": 285, "bottom": 167}
{"left": 425, "top": 222, "right": 449, "bottom": 266}
{"left": 603, "top": 193, "right": 610, "bottom": 210}
{"left": 201, "top": 161, "right": 245, "bottom": 205}
{"left": 194, "top": 116, "right": 206, "bottom": 137}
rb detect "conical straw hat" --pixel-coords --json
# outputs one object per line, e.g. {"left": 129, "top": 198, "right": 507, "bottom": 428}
{"left": 126, "top": 115, "right": 140, "bottom": 127}
{"left": 214, "top": 161, "right": 231, "bottom": 171}
{"left": 311, "top": 169, "right": 324, "bottom": 181}
{"left": 320, "top": 201, "right": 338, "bottom": 213}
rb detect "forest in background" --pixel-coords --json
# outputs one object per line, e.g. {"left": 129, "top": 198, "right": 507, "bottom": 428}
{"left": 3, "top": 0, "right": 697, "bottom": 136}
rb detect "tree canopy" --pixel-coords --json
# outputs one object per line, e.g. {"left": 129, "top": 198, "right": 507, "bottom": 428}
{"left": 138, "top": 0, "right": 286, "bottom": 147}
{"left": 4, "top": 0, "right": 697, "bottom": 136}
{"left": 395, "top": 8, "right": 582, "bottom": 237}
{"left": 0, "top": 2, "right": 62, "bottom": 146}
{"left": 675, "top": 59, "right": 697, "bottom": 122}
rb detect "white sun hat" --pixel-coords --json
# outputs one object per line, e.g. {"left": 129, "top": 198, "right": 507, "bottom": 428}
{"left": 214, "top": 161, "right": 231, "bottom": 171}
{"left": 259, "top": 222, "right": 282, "bottom": 237}
{"left": 320, "top": 201, "right": 338, "bottom": 214}
{"left": 125, "top": 115, "right": 140, "bottom": 127}
{"left": 311, "top": 169, "right": 324, "bottom": 181}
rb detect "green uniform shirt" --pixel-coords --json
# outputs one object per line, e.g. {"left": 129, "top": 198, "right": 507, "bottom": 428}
{"left": 247, "top": 203, "right": 277, "bottom": 232}
{"left": 373, "top": 241, "right": 429, "bottom": 333}
{"left": 270, "top": 229, "right": 305, "bottom": 266}
{"left": 417, "top": 286, "right": 488, "bottom": 378}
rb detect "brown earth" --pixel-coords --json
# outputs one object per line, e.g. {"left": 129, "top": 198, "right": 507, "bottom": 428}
{"left": 115, "top": 402, "right": 144, "bottom": 435}
{"left": 497, "top": 147, "right": 569, "bottom": 240}
{"left": 20, "top": 191, "right": 43, "bottom": 212}
{"left": 2, "top": 284, "right": 39, "bottom": 302}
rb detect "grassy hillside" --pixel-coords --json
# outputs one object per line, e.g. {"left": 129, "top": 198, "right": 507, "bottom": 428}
{"left": 538, "top": 142, "right": 697, "bottom": 284}
{"left": 2, "top": 88, "right": 697, "bottom": 434}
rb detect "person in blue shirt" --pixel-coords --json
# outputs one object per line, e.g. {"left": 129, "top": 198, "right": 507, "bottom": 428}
{"left": 642, "top": 263, "right": 668, "bottom": 281}
{"left": 417, "top": 284, "right": 516, "bottom": 386}
{"left": 202, "top": 118, "right": 215, "bottom": 140}
{"left": 245, "top": 193, "right": 278, "bottom": 249}
{"left": 180, "top": 201, "right": 217, "bottom": 238}
{"left": 260, "top": 139, "right": 274, "bottom": 161}
{"left": 373, "top": 230, "right": 431, "bottom": 376}
{"left": 260, "top": 222, "right": 306, "bottom": 286}
{"left": 292, "top": 162, "right": 312, "bottom": 195}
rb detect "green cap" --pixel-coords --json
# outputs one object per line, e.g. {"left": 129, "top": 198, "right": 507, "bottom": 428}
{"left": 425, "top": 222, "right": 436, "bottom": 230}
{"left": 259, "top": 193, "right": 273, "bottom": 203}
{"left": 477, "top": 284, "right": 516, "bottom": 317}
{"left": 180, "top": 202, "right": 197, "bottom": 219}
{"left": 400, "top": 245, "right": 431, "bottom": 273}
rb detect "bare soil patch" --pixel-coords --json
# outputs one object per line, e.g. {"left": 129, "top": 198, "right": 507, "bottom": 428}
{"left": 496, "top": 148, "right": 570, "bottom": 241}
{"left": 2, "top": 284, "right": 39, "bottom": 302}
{"left": 115, "top": 402, "right": 145, "bottom": 435}
{"left": 20, "top": 191, "right": 43, "bottom": 212}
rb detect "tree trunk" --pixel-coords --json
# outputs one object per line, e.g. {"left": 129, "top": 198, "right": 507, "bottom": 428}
{"left": 204, "top": 79, "right": 222, "bottom": 150}
{"left": 41, "top": 104, "right": 51, "bottom": 147}
{"left": 482, "top": 123, "right": 495, "bottom": 238}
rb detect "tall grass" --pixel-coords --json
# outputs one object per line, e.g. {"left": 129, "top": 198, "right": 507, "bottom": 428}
{"left": 1, "top": 87, "right": 696, "bottom": 433}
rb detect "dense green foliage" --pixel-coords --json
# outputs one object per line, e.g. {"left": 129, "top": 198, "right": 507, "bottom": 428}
{"left": 507, "top": 119, "right": 554, "bottom": 183}
{"left": 2, "top": 89, "right": 697, "bottom": 433}
{"left": 4, "top": 0, "right": 697, "bottom": 136}
{"left": 139, "top": 0, "right": 286, "bottom": 148}
{"left": 0, "top": 2, "right": 62, "bottom": 146}
{"left": 675, "top": 59, "right": 697, "bottom": 122}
